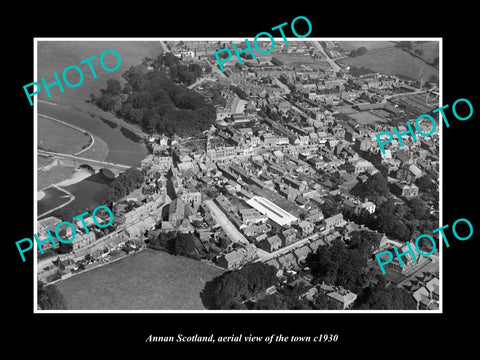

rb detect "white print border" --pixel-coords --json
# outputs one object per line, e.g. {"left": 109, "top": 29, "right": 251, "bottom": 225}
{"left": 33, "top": 37, "right": 443, "bottom": 314}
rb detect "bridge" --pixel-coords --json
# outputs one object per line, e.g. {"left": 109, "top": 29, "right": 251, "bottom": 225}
{"left": 38, "top": 149, "right": 139, "bottom": 177}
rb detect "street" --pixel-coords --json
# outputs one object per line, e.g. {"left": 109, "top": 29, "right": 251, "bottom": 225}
{"left": 204, "top": 199, "right": 249, "bottom": 245}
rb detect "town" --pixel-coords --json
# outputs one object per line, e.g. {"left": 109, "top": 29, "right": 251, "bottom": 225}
{"left": 37, "top": 39, "right": 440, "bottom": 311}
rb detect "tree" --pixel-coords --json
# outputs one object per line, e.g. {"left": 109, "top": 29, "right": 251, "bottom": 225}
{"left": 57, "top": 242, "right": 73, "bottom": 254}
{"left": 37, "top": 281, "right": 67, "bottom": 310}
{"left": 356, "top": 46, "right": 367, "bottom": 56}
{"left": 174, "top": 233, "right": 198, "bottom": 257}
{"left": 105, "top": 79, "right": 122, "bottom": 96}
{"left": 416, "top": 174, "right": 437, "bottom": 194}
{"left": 414, "top": 49, "right": 424, "bottom": 56}
{"left": 210, "top": 263, "right": 278, "bottom": 309}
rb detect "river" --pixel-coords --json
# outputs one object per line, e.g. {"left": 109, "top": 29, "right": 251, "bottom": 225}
{"left": 38, "top": 101, "right": 148, "bottom": 166}
{"left": 37, "top": 101, "right": 148, "bottom": 216}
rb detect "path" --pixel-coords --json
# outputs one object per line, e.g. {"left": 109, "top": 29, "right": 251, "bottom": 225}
{"left": 39, "top": 113, "right": 95, "bottom": 156}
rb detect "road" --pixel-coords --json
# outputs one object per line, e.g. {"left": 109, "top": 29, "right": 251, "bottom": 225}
{"left": 159, "top": 41, "right": 169, "bottom": 53}
{"left": 312, "top": 41, "right": 341, "bottom": 73}
{"left": 256, "top": 233, "right": 319, "bottom": 262}
{"left": 204, "top": 200, "right": 249, "bottom": 245}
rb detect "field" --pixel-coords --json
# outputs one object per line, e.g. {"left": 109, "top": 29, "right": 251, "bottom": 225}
{"left": 272, "top": 53, "right": 330, "bottom": 69}
{"left": 38, "top": 116, "right": 91, "bottom": 154}
{"left": 335, "top": 41, "right": 395, "bottom": 52}
{"left": 54, "top": 249, "right": 225, "bottom": 310}
{"left": 412, "top": 41, "right": 440, "bottom": 63}
{"left": 37, "top": 41, "right": 163, "bottom": 109}
{"left": 338, "top": 47, "right": 439, "bottom": 80}
{"left": 347, "top": 111, "right": 387, "bottom": 125}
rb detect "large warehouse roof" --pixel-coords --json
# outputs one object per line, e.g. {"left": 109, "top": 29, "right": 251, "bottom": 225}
{"left": 246, "top": 196, "right": 298, "bottom": 226}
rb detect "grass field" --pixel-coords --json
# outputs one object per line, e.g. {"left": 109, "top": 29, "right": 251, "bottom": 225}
{"left": 38, "top": 116, "right": 91, "bottom": 154}
{"left": 272, "top": 53, "right": 330, "bottom": 69}
{"left": 412, "top": 41, "right": 440, "bottom": 64}
{"left": 335, "top": 41, "right": 395, "bottom": 52}
{"left": 54, "top": 249, "right": 225, "bottom": 310}
{"left": 347, "top": 111, "right": 387, "bottom": 125}
{"left": 37, "top": 41, "right": 163, "bottom": 109}
{"left": 338, "top": 47, "right": 438, "bottom": 80}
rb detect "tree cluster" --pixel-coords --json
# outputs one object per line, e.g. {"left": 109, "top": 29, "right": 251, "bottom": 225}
{"left": 319, "top": 194, "right": 342, "bottom": 218}
{"left": 106, "top": 167, "right": 144, "bottom": 202}
{"left": 252, "top": 284, "right": 311, "bottom": 310}
{"left": 90, "top": 79, "right": 124, "bottom": 111}
{"left": 210, "top": 262, "right": 278, "bottom": 309}
{"left": 349, "top": 46, "right": 368, "bottom": 57}
{"left": 397, "top": 41, "right": 413, "bottom": 50}
{"left": 416, "top": 174, "right": 437, "bottom": 194}
{"left": 118, "top": 64, "right": 215, "bottom": 136}
{"left": 348, "top": 66, "right": 374, "bottom": 77}
{"left": 37, "top": 281, "right": 67, "bottom": 310}
{"left": 351, "top": 172, "right": 390, "bottom": 203}
{"left": 306, "top": 239, "right": 367, "bottom": 293}
{"left": 148, "top": 231, "right": 203, "bottom": 259}
{"left": 354, "top": 276, "right": 416, "bottom": 310}
{"left": 348, "top": 230, "right": 383, "bottom": 260}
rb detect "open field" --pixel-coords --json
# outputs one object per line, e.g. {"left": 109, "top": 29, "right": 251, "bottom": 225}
{"left": 272, "top": 53, "right": 330, "bottom": 69}
{"left": 338, "top": 47, "right": 438, "bottom": 80}
{"left": 335, "top": 41, "right": 395, "bottom": 52}
{"left": 347, "top": 111, "right": 387, "bottom": 125}
{"left": 37, "top": 41, "right": 163, "bottom": 108}
{"left": 38, "top": 116, "right": 91, "bottom": 154}
{"left": 54, "top": 249, "right": 225, "bottom": 310}
{"left": 411, "top": 41, "right": 440, "bottom": 64}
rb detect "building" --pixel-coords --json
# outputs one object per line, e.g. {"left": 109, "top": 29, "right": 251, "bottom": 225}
{"left": 379, "top": 243, "right": 428, "bottom": 275}
{"left": 326, "top": 288, "right": 358, "bottom": 310}
{"left": 239, "top": 208, "right": 268, "bottom": 225}
{"left": 36, "top": 216, "right": 68, "bottom": 253}
{"left": 392, "top": 182, "right": 419, "bottom": 198}
{"left": 257, "top": 235, "right": 283, "bottom": 253}
{"left": 281, "top": 228, "right": 298, "bottom": 246}
{"left": 297, "top": 220, "right": 314, "bottom": 237}
{"left": 217, "top": 244, "right": 257, "bottom": 270}
{"left": 293, "top": 245, "right": 311, "bottom": 265}
{"left": 245, "top": 196, "right": 298, "bottom": 226}
{"left": 323, "top": 213, "right": 346, "bottom": 231}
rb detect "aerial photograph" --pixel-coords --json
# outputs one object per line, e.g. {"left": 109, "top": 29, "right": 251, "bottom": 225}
{"left": 35, "top": 38, "right": 440, "bottom": 311}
